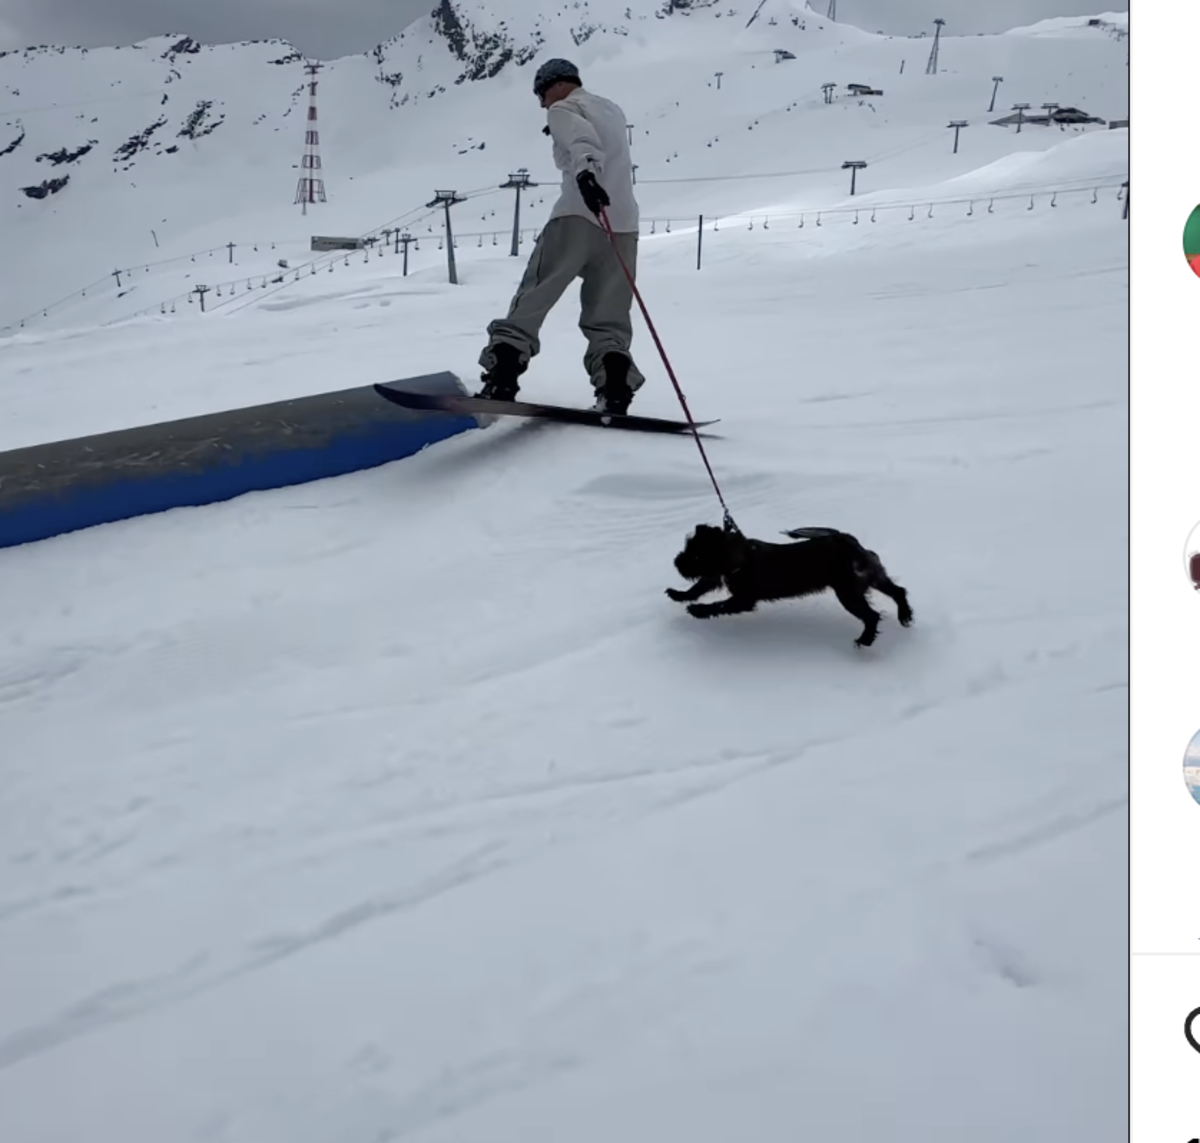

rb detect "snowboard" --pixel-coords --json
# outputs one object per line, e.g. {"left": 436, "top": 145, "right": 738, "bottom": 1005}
{"left": 373, "top": 383, "right": 718, "bottom": 436}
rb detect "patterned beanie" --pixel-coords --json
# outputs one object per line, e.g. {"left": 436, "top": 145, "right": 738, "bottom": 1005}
{"left": 533, "top": 58, "right": 581, "bottom": 98}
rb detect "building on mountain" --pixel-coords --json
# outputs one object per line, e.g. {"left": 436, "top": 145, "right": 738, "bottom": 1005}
{"left": 989, "top": 105, "right": 1103, "bottom": 127}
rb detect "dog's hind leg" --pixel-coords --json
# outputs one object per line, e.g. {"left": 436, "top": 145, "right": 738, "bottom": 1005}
{"left": 666, "top": 574, "right": 723, "bottom": 603}
{"left": 870, "top": 574, "right": 913, "bottom": 627}
{"left": 856, "top": 550, "right": 913, "bottom": 628}
{"left": 833, "top": 584, "right": 883, "bottom": 647}
{"left": 687, "top": 594, "right": 758, "bottom": 619}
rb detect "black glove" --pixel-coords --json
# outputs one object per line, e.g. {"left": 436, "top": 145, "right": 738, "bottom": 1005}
{"left": 576, "top": 170, "right": 610, "bottom": 216}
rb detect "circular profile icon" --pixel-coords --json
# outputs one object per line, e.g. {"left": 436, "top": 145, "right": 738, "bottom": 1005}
{"left": 1186, "top": 206, "right": 1200, "bottom": 277}
{"left": 1187, "top": 1006, "right": 1200, "bottom": 1055}
{"left": 1186, "top": 731, "right": 1200, "bottom": 806}
{"left": 1184, "top": 520, "right": 1200, "bottom": 589}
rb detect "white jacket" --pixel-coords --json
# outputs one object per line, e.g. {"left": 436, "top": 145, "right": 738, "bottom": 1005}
{"left": 545, "top": 88, "right": 639, "bottom": 234}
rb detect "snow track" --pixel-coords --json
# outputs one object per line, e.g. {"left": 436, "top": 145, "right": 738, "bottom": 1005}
{"left": 1, "top": 212, "right": 1126, "bottom": 1140}
{"left": 0, "top": 10, "right": 1126, "bottom": 1140}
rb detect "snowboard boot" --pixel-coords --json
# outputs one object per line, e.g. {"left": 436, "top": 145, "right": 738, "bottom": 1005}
{"left": 591, "top": 352, "right": 635, "bottom": 417}
{"left": 476, "top": 341, "right": 526, "bottom": 402}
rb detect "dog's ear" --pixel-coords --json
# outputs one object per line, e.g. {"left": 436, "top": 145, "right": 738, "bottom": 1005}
{"left": 705, "top": 525, "right": 731, "bottom": 554}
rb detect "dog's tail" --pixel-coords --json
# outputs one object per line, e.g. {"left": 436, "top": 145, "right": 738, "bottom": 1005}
{"left": 781, "top": 527, "right": 846, "bottom": 541}
{"left": 785, "top": 527, "right": 894, "bottom": 583}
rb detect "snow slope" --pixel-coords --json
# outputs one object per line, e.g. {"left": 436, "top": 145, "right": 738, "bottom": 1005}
{"left": 1, "top": 4, "right": 1127, "bottom": 1141}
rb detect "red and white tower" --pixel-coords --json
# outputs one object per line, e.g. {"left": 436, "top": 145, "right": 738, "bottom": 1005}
{"left": 294, "top": 61, "right": 327, "bottom": 214}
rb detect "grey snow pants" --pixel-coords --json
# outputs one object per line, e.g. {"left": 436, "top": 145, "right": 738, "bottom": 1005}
{"left": 481, "top": 215, "right": 646, "bottom": 393}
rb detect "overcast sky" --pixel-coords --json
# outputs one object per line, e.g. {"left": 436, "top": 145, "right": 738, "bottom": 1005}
{"left": 0, "top": 1, "right": 1118, "bottom": 59}
{"left": 0, "top": 0, "right": 431, "bottom": 59}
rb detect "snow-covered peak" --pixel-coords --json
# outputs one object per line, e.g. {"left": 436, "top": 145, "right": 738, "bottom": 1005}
{"left": 0, "top": 4, "right": 1125, "bottom": 332}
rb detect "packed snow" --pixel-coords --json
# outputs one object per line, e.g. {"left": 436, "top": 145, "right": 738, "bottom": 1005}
{"left": 0, "top": 3, "right": 1127, "bottom": 1141}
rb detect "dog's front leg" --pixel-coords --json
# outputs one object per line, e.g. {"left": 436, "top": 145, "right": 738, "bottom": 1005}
{"left": 666, "top": 574, "right": 722, "bottom": 603}
{"left": 687, "top": 593, "right": 758, "bottom": 619}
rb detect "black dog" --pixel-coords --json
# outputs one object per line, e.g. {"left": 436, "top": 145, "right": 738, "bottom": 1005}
{"left": 667, "top": 523, "right": 913, "bottom": 648}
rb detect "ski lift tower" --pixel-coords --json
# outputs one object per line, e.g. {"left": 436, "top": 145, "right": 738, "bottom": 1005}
{"left": 500, "top": 170, "right": 538, "bottom": 257}
{"left": 427, "top": 190, "right": 467, "bottom": 284}
{"left": 294, "top": 61, "right": 327, "bottom": 215}
{"left": 925, "top": 18, "right": 945, "bottom": 75}
{"left": 842, "top": 159, "right": 867, "bottom": 195}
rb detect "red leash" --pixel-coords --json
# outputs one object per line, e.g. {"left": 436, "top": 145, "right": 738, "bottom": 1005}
{"left": 598, "top": 207, "right": 738, "bottom": 532}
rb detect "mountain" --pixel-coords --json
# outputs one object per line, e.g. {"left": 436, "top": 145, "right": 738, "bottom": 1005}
{"left": 0, "top": 2, "right": 1126, "bottom": 331}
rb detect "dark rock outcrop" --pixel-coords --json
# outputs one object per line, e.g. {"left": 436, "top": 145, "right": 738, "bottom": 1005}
{"left": 161, "top": 36, "right": 201, "bottom": 62}
{"left": 21, "top": 175, "right": 69, "bottom": 199}
{"left": 658, "top": 0, "right": 723, "bottom": 12}
{"left": 177, "top": 100, "right": 225, "bottom": 140}
{"left": 36, "top": 141, "right": 96, "bottom": 165}
{"left": 114, "top": 116, "right": 167, "bottom": 161}
{"left": 377, "top": 69, "right": 405, "bottom": 108}
{"left": 431, "top": 0, "right": 542, "bottom": 85}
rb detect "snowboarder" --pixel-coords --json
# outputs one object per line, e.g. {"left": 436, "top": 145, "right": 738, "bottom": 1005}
{"left": 476, "top": 58, "right": 645, "bottom": 416}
